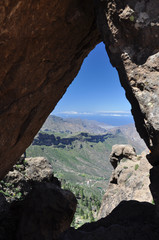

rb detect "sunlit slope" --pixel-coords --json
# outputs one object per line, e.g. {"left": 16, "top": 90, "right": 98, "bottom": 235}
{"left": 27, "top": 131, "right": 131, "bottom": 194}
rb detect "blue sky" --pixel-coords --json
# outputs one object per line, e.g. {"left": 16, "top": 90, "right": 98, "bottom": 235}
{"left": 53, "top": 42, "right": 132, "bottom": 117}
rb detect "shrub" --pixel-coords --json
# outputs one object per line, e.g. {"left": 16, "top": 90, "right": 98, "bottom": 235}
{"left": 134, "top": 164, "right": 139, "bottom": 171}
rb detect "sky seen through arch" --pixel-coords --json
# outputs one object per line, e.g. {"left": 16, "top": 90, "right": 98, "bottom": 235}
{"left": 53, "top": 42, "right": 134, "bottom": 126}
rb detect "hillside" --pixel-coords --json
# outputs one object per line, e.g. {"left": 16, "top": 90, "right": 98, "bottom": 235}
{"left": 26, "top": 115, "right": 148, "bottom": 227}
{"left": 27, "top": 119, "right": 147, "bottom": 196}
{"left": 108, "top": 124, "right": 147, "bottom": 154}
{"left": 41, "top": 115, "right": 146, "bottom": 152}
{"left": 41, "top": 115, "right": 113, "bottom": 134}
{"left": 27, "top": 131, "right": 122, "bottom": 195}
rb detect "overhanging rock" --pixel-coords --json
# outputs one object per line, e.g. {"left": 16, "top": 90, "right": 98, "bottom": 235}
{"left": 0, "top": 0, "right": 100, "bottom": 178}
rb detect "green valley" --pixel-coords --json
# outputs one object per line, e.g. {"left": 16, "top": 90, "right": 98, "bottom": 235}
{"left": 26, "top": 130, "right": 129, "bottom": 195}
{"left": 26, "top": 115, "right": 147, "bottom": 227}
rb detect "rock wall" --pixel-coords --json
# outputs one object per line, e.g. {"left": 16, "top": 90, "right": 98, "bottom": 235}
{"left": 95, "top": 0, "right": 159, "bottom": 165}
{"left": 94, "top": 0, "right": 159, "bottom": 210}
{"left": 0, "top": 0, "right": 100, "bottom": 178}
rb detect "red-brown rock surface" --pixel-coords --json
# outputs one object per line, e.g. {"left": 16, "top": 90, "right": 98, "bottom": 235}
{"left": 0, "top": 0, "right": 100, "bottom": 178}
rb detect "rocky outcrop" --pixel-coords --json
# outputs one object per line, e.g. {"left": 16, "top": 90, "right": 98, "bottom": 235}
{"left": 0, "top": 156, "right": 77, "bottom": 240}
{"left": 0, "top": 156, "right": 59, "bottom": 202}
{"left": 17, "top": 182, "right": 76, "bottom": 240}
{"left": 95, "top": 0, "right": 159, "bottom": 210}
{"left": 98, "top": 145, "right": 152, "bottom": 218}
{"left": 110, "top": 144, "right": 137, "bottom": 169}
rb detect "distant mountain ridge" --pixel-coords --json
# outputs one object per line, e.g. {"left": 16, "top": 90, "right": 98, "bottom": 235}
{"left": 41, "top": 115, "right": 113, "bottom": 134}
{"left": 41, "top": 115, "right": 147, "bottom": 153}
{"left": 107, "top": 124, "right": 147, "bottom": 154}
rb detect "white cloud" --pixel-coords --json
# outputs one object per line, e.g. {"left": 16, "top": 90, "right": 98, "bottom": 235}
{"left": 53, "top": 110, "right": 132, "bottom": 117}
{"left": 55, "top": 111, "right": 94, "bottom": 115}
{"left": 97, "top": 110, "right": 131, "bottom": 114}
{"left": 58, "top": 111, "right": 79, "bottom": 115}
{"left": 100, "top": 114, "right": 131, "bottom": 117}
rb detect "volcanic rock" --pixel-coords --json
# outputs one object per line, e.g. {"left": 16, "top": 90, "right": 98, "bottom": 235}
{"left": 0, "top": 156, "right": 77, "bottom": 240}
{"left": 95, "top": 0, "right": 159, "bottom": 165}
{"left": 0, "top": 0, "right": 100, "bottom": 178}
{"left": 98, "top": 145, "right": 152, "bottom": 218}
{"left": 17, "top": 183, "right": 77, "bottom": 240}
{"left": 110, "top": 144, "right": 137, "bottom": 169}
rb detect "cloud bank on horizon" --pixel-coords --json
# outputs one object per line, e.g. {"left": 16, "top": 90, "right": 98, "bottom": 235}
{"left": 52, "top": 43, "right": 132, "bottom": 119}
{"left": 52, "top": 110, "right": 132, "bottom": 117}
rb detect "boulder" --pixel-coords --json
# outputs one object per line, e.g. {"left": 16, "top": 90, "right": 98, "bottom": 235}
{"left": 110, "top": 144, "right": 137, "bottom": 169}
{"left": 17, "top": 183, "right": 77, "bottom": 240}
{"left": 0, "top": 157, "right": 77, "bottom": 240}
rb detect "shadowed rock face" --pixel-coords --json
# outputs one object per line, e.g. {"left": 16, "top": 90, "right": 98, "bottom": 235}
{"left": 95, "top": 0, "right": 159, "bottom": 166}
{"left": 60, "top": 201, "right": 159, "bottom": 240}
{"left": 0, "top": 0, "right": 100, "bottom": 178}
{"left": 0, "top": 156, "right": 77, "bottom": 240}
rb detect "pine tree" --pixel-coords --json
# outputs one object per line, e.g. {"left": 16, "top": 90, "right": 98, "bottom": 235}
{"left": 89, "top": 211, "right": 94, "bottom": 222}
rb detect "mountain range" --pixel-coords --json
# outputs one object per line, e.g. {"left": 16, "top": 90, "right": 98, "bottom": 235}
{"left": 41, "top": 115, "right": 146, "bottom": 153}
{"left": 41, "top": 115, "right": 113, "bottom": 134}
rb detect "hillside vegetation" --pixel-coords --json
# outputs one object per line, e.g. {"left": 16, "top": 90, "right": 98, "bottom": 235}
{"left": 26, "top": 115, "right": 147, "bottom": 227}
{"left": 26, "top": 130, "right": 130, "bottom": 194}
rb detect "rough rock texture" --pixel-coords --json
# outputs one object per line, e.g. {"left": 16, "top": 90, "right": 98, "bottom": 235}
{"left": 0, "top": 156, "right": 77, "bottom": 240}
{"left": 59, "top": 201, "right": 159, "bottom": 240}
{"left": 0, "top": 0, "right": 100, "bottom": 178}
{"left": 110, "top": 144, "right": 137, "bottom": 169}
{"left": 98, "top": 145, "right": 152, "bottom": 218}
{"left": 95, "top": 0, "right": 159, "bottom": 165}
{"left": 0, "top": 156, "right": 59, "bottom": 202}
{"left": 94, "top": 0, "right": 159, "bottom": 212}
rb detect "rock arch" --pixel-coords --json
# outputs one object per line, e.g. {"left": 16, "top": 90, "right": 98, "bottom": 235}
{"left": 0, "top": 0, "right": 159, "bottom": 206}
